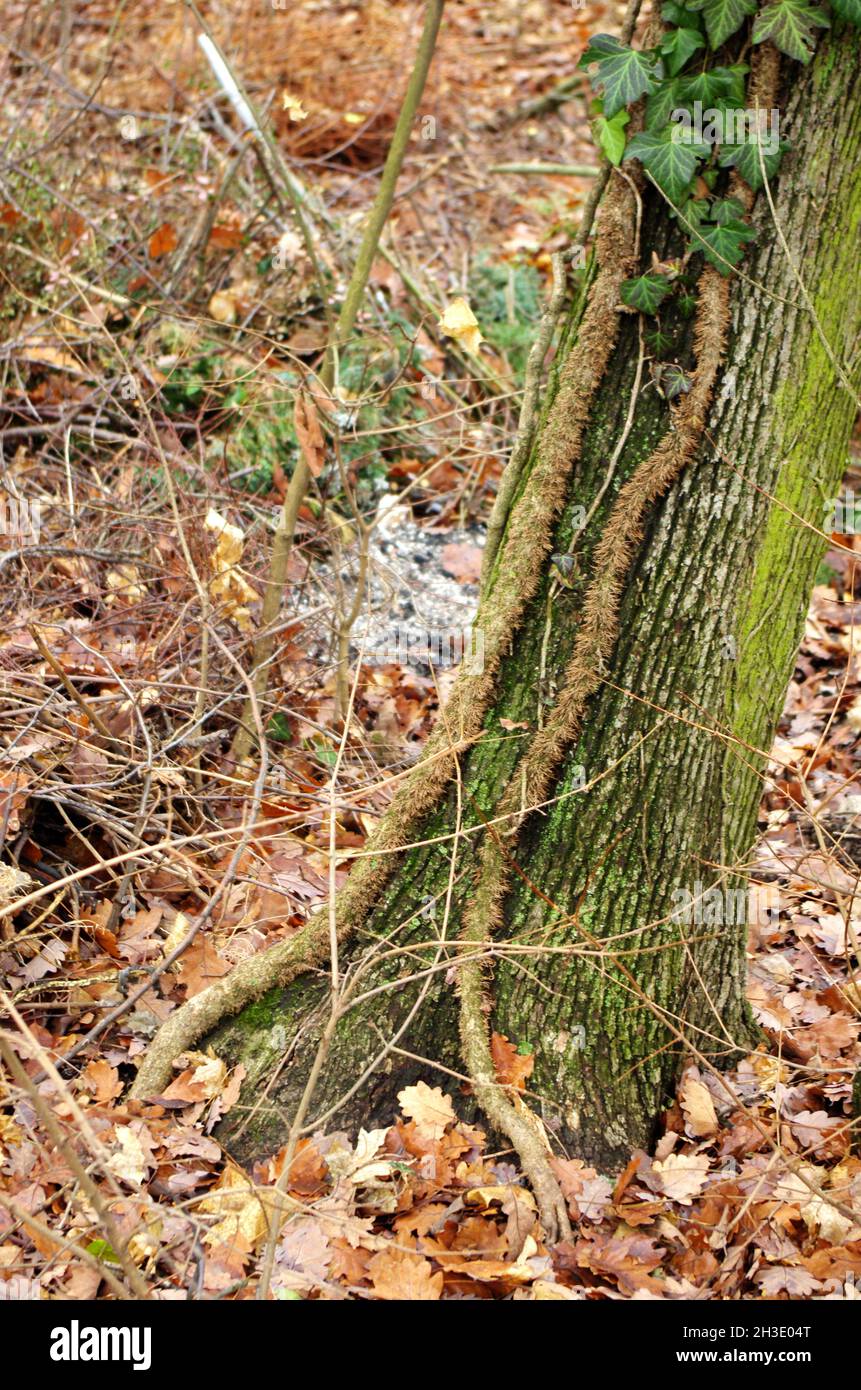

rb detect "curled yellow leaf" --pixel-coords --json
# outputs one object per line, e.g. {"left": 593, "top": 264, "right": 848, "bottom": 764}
{"left": 437, "top": 296, "right": 484, "bottom": 355}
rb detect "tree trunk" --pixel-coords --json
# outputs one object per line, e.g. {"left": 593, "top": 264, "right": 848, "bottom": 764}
{"left": 211, "top": 28, "right": 861, "bottom": 1173}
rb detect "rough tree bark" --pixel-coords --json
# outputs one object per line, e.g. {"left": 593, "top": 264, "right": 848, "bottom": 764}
{"left": 190, "top": 29, "right": 860, "bottom": 1176}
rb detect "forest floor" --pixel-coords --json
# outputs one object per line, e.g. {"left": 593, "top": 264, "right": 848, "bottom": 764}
{"left": 1, "top": 0, "right": 861, "bottom": 1301}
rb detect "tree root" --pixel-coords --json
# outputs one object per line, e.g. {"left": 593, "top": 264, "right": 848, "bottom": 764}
{"left": 458, "top": 941, "right": 571, "bottom": 1244}
{"left": 129, "top": 916, "right": 331, "bottom": 1099}
{"left": 481, "top": 251, "right": 568, "bottom": 589}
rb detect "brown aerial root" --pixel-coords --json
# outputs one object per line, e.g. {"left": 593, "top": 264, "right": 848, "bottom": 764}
{"left": 481, "top": 250, "right": 568, "bottom": 588}
{"left": 455, "top": 264, "right": 731, "bottom": 1234}
{"left": 131, "top": 167, "right": 640, "bottom": 1103}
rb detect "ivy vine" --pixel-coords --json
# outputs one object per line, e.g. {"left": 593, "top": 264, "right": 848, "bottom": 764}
{"left": 579, "top": 0, "right": 860, "bottom": 316}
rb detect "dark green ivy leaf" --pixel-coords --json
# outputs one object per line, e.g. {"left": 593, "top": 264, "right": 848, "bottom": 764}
{"left": 660, "top": 26, "right": 706, "bottom": 75}
{"left": 717, "top": 127, "right": 788, "bottom": 189}
{"left": 646, "top": 327, "right": 675, "bottom": 355}
{"left": 709, "top": 196, "right": 748, "bottom": 224}
{"left": 551, "top": 552, "right": 575, "bottom": 580}
{"left": 752, "top": 0, "right": 830, "bottom": 62}
{"left": 676, "top": 63, "right": 748, "bottom": 106}
{"left": 666, "top": 96, "right": 743, "bottom": 150}
{"left": 578, "top": 34, "right": 662, "bottom": 118}
{"left": 661, "top": 1, "right": 705, "bottom": 27}
{"left": 621, "top": 273, "right": 675, "bottom": 314}
{"left": 267, "top": 712, "right": 293, "bottom": 742}
{"left": 662, "top": 365, "right": 694, "bottom": 399}
{"left": 645, "top": 77, "right": 685, "bottom": 130}
{"left": 674, "top": 197, "right": 712, "bottom": 235}
{"left": 830, "top": 0, "right": 861, "bottom": 20}
{"left": 652, "top": 363, "right": 694, "bottom": 399}
{"left": 625, "top": 126, "right": 709, "bottom": 203}
{"left": 696, "top": 216, "right": 757, "bottom": 273}
{"left": 686, "top": 0, "right": 757, "bottom": 48}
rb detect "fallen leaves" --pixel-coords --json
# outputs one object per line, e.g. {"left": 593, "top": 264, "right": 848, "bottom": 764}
{"left": 679, "top": 1068, "right": 719, "bottom": 1139}
{"left": 573, "top": 1232, "right": 666, "bottom": 1295}
{"left": 148, "top": 221, "right": 178, "bottom": 259}
{"left": 80, "top": 1059, "right": 124, "bottom": 1105}
{"left": 646, "top": 1153, "right": 711, "bottom": 1205}
{"left": 208, "top": 289, "right": 239, "bottom": 324}
{"left": 176, "top": 936, "right": 231, "bottom": 999}
{"left": 162, "top": 1052, "right": 230, "bottom": 1103}
{"left": 281, "top": 92, "right": 308, "bottom": 122}
{"left": 204, "top": 508, "right": 258, "bottom": 631}
{"left": 490, "top": 1032, "right": 534, "bottom": 1092}
{"left": 368, "top": 1247, "right": 443, "bottom": 1300}
{"left": 755, "top": 1265, "right": 823, "bottom": 1296}
{"left": 397, "top": 1081, "right": 457, "bottom": 1139}
{"left": 293, "top": 388, "right": 326, "bottom": 479}
{"left": 107, "top": 1125, "right": 153, "bottom": 1190}
{"left": 327, "top": 1128, "right": 395, "bottom": 1191}
{"left": 550, "top": 1157, "right": 612, "bottom": 1223}
{"left": 440, "top": 541, "right": 483, "bottom": 584}
{"left": 207, "top": 224, "right": 243, "bottom": 251}
{"left": 199, "top": 1162, "right": 268, "bottom": 1251}
{"left": 14, "top": 332, "right": 84, "bottom": 372}
{"left": 0, "top": 769, "right": 30, "bottom": 836}
{"left": 274, "top": 1218, "right": 332, "bottom": 1293}
{"left": 3, "top": 1, "right": 861, "bottom": 1310}
{"left": 437, "top": 296, "right": 484, "bottom": 355}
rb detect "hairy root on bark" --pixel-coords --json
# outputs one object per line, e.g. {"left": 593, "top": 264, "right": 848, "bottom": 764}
{"left": 129, "top": 918, "right": 332, "bottom": 1100}
{"left": 458, "top": 942, "right": 571, "bottom": 1243}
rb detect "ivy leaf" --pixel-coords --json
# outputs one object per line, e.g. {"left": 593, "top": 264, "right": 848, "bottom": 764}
{"left": 718, "top": 126, "right": 788, "bottom": 189}
{"left": 752, "top": 0, "right": 830, "bottom": 62}
{"left": 696, "top": 216, "right": 757, "bottom": 273}
{"left": 662, "top": 365, "right": 694, "bottom": 399}
{"left": 661, "top": 26, "right": 706, "bottom": 75}
{"left": 674, "top": 196, "right": 756, "bottom": 275}
{"left": 645, "top": 77, "right": 685, "bottom": 130}
{"left": 267, "top": 712, "right": 292, "bottom": 742}
{"left": 677, "top": 63, "right": 747, "bottom": 106}
{"left": 709, "top": 196, "right": 748, "bottom": 224}
{"left": 625, "top": 127, "right": 709, "bottom": 203}
{"left": 661, "top": 1, "right": 705, "bottom": 28}
{"left": 674, "top": 197, "right": 712, "bottom": 236}
{"left": 672, "top": 95, "right": 783, "bottom": 164}
{"left": 830, "top": 0, "right": 861, "bottom": 20}
{"left": 686, "top": 0, "right": 757, "bottom": 48}
{"left": 621, "top": 273, "right": 675, "bottom": 314}
{"left": 646, "top": 327, "right": 674, "bottom": 356}
{"left": 578, "top": 34, "right": 662, "bottom": 118}
{"left": 593, "top": 108, "right": 630, "bottom": 166}
{"left": 722, "top": 63, "right": 749, "bottom": 103}
{"left": 652, "top": 363, "right": 694, "bottom": 399}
